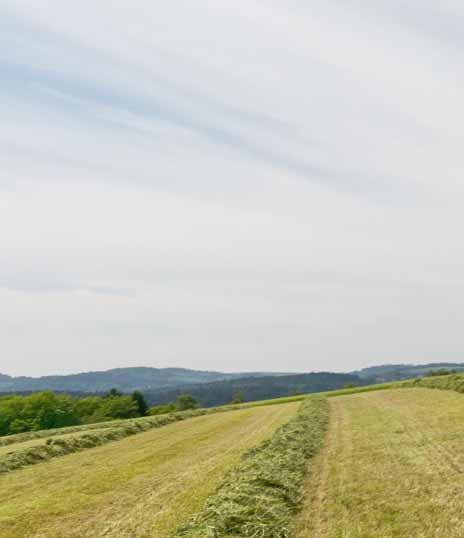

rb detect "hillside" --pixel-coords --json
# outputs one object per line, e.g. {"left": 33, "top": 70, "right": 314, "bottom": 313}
{"left": 144, "top": 371, "right": 365, "bottom": 407}
{"left": 352, "top": 362, "right": 464, "bottom": 382}
{"left": 0, "top": 367, "right": 280, "bottom": 393}
{"left": 2, "top": 362, "right": 461, "bottom": 396}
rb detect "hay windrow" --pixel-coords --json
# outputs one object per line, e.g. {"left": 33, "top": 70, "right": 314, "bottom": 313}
{"left": 0, "top": 404, "right": 254, "bottom": 474}
{"left": 0, "top": 419, "right": 128, "bottom": 447}
{"left": 175, "top": 397, "right": 329, "bottom": 538}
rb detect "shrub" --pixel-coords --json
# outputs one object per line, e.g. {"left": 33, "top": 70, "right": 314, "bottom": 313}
{"left": 149, "top": 404, "right": 176, "bottom": 416}
{"left": 175, "top": 394, "right": 198, "bottom": 411}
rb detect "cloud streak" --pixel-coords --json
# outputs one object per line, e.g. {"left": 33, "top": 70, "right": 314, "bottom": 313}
{"left": 1, "top": 0, "right": 464, "bottom": 376}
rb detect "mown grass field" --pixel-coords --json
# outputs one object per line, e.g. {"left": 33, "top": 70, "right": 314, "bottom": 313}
{"left": 0, "top": 401, "right": 298, "bottom": 538}
{"left": 4, "top": 382, "right": 464, "bottom": 538}
{"left": 296, "top": 388, "right": 464, "bottom": 538}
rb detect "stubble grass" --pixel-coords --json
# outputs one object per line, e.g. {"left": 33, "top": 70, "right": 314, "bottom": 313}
{"left": 0, "top": 401, "right": 298, "bottom": 538}
{"left": 295, "top": 388, "right": 464, "bottom": 538}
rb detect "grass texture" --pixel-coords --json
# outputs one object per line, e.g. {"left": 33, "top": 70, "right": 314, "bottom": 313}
{"left": 0, "top": 383, "right": 394, "bottom": 474}
{"left": 0, "top": 417, "right": 128, "bottom": 447}
{"left": 0, "top": 403, "right": 298, "bottom": 538}
{"left": 0, "top": 395, "right": 313, "bottom": 451}
{"left": 175, "top": 397, "right": 329, "bottom": 538}
{"left": 0, "top": 404, "right": 262, "bottom": 474}
{"left": 402, "top": 373, "right": 464, "bottom": 394}
{"left": 0, "top": 381, "right": 399, "bottom": 450}
{"left": 296, "top": 388, "right": 464, "bottom": 538}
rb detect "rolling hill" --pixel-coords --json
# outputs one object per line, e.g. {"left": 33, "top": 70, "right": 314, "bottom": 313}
{"left": 144, "top": 371, "right": 366, "bottom": 407}
{"left": 352, "top": 362, "right": 464, "bottom": 382}
{"left": 0, "top": 367, "right": 282, "bottom": 393}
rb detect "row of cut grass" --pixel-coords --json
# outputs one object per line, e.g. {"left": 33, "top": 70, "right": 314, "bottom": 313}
{"left": 0, "top": 380, "right": 400, "bottom": 451}
{"left": 0, "top": 404, "right": 300, "bottom": 538}
{"left": 0, "top": 403, "right": 265, "bottom": 474}
{"left": 0, "top": 417, "right": 129, "bottom": 447}
{"left": 175, "top": 397, "right": 329, "bottom": 538}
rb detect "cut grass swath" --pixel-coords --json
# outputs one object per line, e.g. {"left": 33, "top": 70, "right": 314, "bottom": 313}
{"left": 175, "top": 397, "right": 329, "bottom": 538}
{"left": 0, "top": 418, "right": 129, "bottom": 447}
{"left": 0, "top": 382, "right": 399, "bottom": 449}
{"left": 0, "top": 404, "right": 260, "bottom": 474}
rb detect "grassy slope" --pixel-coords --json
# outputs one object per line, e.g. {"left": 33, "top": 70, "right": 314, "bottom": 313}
{"left": 0, "top": 381, "right": 401, "bottom": 474}
{"left": 0, "top": 403, "right": 290, "bottom": 473}
{"left": 0, "top": 402, "right": 298, "bottom": 538}
{"left": 176, "top": 397, "right": 329, "bottom": 538}
{"left": 403, "top": 372, "right": 464, "bottom": 393}
{"left": 296, "top": 388, "right": 464, "bottom": 538}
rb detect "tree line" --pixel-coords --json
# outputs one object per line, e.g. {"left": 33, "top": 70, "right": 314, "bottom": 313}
{"left": 0, "top": 389, "right": 151, "bottom": 437}
{"left": 0, "top": 388, "right": 214, "bottom": 437}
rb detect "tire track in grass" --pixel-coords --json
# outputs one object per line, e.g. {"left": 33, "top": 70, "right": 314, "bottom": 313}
{"left": 294, "top": 399, "right": 337, "bottom": 538}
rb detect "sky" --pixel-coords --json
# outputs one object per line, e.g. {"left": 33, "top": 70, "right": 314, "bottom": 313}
{"left": 1, "top": 1, "right": 464, "bottom": 377}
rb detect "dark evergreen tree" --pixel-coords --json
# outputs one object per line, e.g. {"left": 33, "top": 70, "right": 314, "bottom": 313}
{"left": 131, "top": 390, "right": 149, "bottom": 416}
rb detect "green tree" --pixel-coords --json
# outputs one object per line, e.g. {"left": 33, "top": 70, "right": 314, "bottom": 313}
{"left": 90, "top": 396, "right": 139, "bottom": 421}
{"left": 131, "top": 391, "right": 149, "bottom": 416}
{"left": 74, "top": 396, "right": 103, "bottom": 423}
{"left": 9, "top": 418, "right": 31, "bottom": 434}
{"left": 175, "top": 394, "right": 198, "bottom": 411}
{"left": 22, "top": 392, "right": 78, "bottom": 430}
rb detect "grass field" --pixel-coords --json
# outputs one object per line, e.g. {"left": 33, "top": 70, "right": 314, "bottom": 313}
{"left": 0, "top": 403, "right": 287, "bottom": 474}
{"left": 296, "top": 388, "right": 464, "bottom": 538}
{"left": 5, "top": 383, "right": 464, "bottom": 538}
{"left": 0, "top": 401, "right": 298, "bottom": 538}
{"left": 176, "top": 397, "right": 329, "bottom": 538}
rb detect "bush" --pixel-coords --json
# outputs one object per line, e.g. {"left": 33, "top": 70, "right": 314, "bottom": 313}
{"left": 175, "top": 394, "right": 198, "bottom": 411}
{"left": 149, "top": 404, "right": 176, "bottom": 416}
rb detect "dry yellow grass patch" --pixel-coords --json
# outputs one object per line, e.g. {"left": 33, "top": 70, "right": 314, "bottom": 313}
{"left": 296, "top": 388, "right": 464, "bottom": 538}
{"left": 0, "top": 402, "right": 298, "bottom": 538}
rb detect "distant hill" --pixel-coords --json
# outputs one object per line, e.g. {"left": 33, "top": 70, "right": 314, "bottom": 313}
{"left": 144, "top": 372, "right": 366, "bottom": 407}
{"left": 352, "top": 362, "right": 464, "bottom": 382}
{"left": 3, "top": 362, "right": 462, "bottom": 402}
{"left": 0, "top": 367, "right": 283, "bottom": 394}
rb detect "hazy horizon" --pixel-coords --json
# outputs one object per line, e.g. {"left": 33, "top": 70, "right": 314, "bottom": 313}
{"left": 2, "top": 359, "right": 462, "bottom": 379}
{"left": 2, "top": 1, "right": 464, "bottom": 378}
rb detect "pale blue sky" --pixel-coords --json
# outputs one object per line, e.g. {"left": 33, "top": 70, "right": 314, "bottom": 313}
{"left": 1, "top": 1, "right": 464, "bottom": 376}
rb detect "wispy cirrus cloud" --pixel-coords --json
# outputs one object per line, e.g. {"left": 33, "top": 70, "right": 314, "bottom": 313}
{"left": 1, "top": 0, "right": 464, "bottom": 376}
